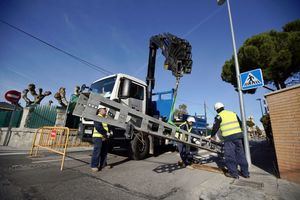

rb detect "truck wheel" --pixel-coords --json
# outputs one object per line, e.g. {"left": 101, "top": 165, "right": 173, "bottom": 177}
{"left": 130, "top": 131, "right": 149, "bottom": 160}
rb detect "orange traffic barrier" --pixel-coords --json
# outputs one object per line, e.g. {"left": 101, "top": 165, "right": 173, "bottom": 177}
{"left": 29, "top": 126, "right": 70, "bottom": 170}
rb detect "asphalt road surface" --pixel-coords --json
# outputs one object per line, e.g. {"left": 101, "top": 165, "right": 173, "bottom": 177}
{"left": 0, "top": 148, "right": 218, "bottom": 200}
{"left": 1, "top": 143, "right": 299, "bottom": 200}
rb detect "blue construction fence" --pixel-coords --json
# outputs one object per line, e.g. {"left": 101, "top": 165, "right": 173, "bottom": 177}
{"left": 0, "top": 109, "right": 23, "bottom": 128}
{"left": 0, "top": 105, "right": 57, "bottom": 128}
{"left": 25, "top": 105, "right": 57, "bottom": 128}
{"left": 0, "top": 104, "right": 80, "bottom": 129}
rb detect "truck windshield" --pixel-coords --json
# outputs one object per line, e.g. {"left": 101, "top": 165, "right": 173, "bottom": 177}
{"left": 90, "top": 76, "right": 116, "bottom": 96}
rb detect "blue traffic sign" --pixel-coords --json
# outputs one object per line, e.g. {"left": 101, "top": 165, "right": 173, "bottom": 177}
{"left": 240, "top": 68, "right": 264, "bottom": 90}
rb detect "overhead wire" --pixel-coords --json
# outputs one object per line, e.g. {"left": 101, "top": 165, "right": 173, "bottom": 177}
{"left": 0, "top": 19, "right": 113, "bottom": 75}
{"left": 176, "top": 97, "right": 216, "bottom": 117}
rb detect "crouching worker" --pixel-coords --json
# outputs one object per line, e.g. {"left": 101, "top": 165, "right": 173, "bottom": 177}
{"left": 211, "top": 102, "right": 249, "bottom": 179}
{"left": 91, "top": 105, "right": 110, "bottom": 172}
{"left": 177, "top": 116, "right": 196, "bottom": 167}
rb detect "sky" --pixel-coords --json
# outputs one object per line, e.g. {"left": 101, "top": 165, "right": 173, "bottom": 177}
{"left": 0, "top": 0, "right": 300, "bottom": 127}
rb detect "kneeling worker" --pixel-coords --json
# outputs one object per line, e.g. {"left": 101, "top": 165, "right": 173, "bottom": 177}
{"left": 211, "top": 102, "right": 249, "bottom": 179}
{"left": 91, "top": 105, "right": 110, "bottom": 172}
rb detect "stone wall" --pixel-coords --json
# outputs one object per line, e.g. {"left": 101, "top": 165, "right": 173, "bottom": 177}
{"left": 0, "top": 127, "right": 37, "bottom": 149}
{"left": 0, "top": 127, "right": 91, "bottom": 149}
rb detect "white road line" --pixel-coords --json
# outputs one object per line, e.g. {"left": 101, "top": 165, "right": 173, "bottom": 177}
{"left": 0, "top": 152, "right": 28, "bottom": 156}
{"left": 32, "top": 156, "right": 90, "bottom": 163}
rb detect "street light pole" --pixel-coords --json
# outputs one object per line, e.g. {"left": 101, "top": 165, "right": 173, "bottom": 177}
{"left": 256, "top": 98, "right": 264, "bottom": 117}
{"left": 217, "top": 0, "right": 251, "bottom": 165}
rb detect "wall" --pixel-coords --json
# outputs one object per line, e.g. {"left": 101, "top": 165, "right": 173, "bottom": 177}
{"left": 0, "top": 127, "right": 91, "bottom": 149}
{"left": 0, "top": 128, "right": 37, "bottom": 149}
{"left": 265, "top": 84, "right": 300, "bottom": 183}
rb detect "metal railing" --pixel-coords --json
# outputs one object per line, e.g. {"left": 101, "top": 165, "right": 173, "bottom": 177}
{"left": 29, "top": 126, "right": 92, "bottom": 170}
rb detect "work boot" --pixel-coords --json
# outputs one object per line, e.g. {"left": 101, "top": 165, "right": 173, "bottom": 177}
{"left": 224, "top": 172, "right": 239, "bottom": 179}
{"left": 238, "top": 171, "right": 250, "bottom": 178}
{"left": 178, "top": 161, "right": 186, "bottom": 167}
{"left": 91, "top": 167, "right": 99, "bottom": 172}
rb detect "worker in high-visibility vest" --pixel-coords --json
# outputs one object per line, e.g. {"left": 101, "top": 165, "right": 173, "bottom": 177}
{"left": 211, "top": 102, "right": 249, "bottom": 179}
{"left": 91, "top": 105, "right": 110, "bottom": 172}
{"left": 177, "top": 116, "right": 196, "bottom": 167}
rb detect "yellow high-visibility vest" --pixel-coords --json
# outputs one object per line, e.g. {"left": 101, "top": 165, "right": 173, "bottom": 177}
{"left": 180, "top": 122, "right": 192, "bottom": 133}
{"left": 218, "top": 110, "right": 242, "bottom": 137}
{"left": 93, "top": 114, "right": 109, "bottom": 138}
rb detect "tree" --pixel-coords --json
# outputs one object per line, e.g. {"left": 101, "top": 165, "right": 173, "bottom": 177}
{"left": 221, "top": 19, "right": 300, "bottom": 93}
{"left": 173, "top": 104, "right": 188, "bottom": 119}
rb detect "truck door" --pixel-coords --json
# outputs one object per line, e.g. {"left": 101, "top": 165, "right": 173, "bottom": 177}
{"left": 119, "top": 79, "right": 145, "bottom": 113}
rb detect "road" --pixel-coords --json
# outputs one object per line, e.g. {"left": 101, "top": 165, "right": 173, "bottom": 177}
{"left": 1, "top": 143, "right": 300, "bottom": 200}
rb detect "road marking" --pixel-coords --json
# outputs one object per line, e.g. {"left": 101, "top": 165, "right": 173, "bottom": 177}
{"left": 0, "top": 152, "right": 28, "bottom": 156}
{"left": 32, "top": 156, "right": 90, "bottom": 163}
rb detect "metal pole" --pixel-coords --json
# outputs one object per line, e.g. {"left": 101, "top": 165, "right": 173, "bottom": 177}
{"left": 3, "top": 104, "right": 17, "bottom": 146}
{"left": 226, "top": 0, "right": 251, "bottom": 165}
{"left": 257, "top": 98, "right": 264, "bottom": 117}
{"left": 204, "top": 101, "right": 208, "bottom": 136}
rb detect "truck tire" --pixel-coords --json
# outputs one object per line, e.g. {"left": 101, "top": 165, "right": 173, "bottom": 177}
{"left": 130, "top": 131, "right": 150, "bottom": 160}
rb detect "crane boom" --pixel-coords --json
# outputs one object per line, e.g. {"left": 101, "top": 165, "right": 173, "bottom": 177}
{"left": 146, "top": 33, "right": 193, "bottom": 115}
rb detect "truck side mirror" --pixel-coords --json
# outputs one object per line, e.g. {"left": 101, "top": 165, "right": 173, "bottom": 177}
{"left": 119, "top": 79, "right": 131, "bottom": 99}
{"left": 80, "top": 84, "right": 89, "bottom": 92}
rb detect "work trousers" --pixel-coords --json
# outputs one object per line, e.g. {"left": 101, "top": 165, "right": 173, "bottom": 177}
{"left": 177, "top": 143, "right": 192, "bottom": 165}
{"left": 224, "top": 139, "right": 249, "bottom": 177}
{"left": 91, "top": 138, "right": 109, "bottom": 168}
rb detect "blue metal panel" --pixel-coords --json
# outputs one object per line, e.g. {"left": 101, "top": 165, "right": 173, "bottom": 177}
{"left": 152, "top": 90, "right": 174, "bottom": 120}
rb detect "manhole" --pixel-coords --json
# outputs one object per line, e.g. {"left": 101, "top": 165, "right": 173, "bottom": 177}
{"left": 232, "top": 180, "right": 264, "bottom": 190}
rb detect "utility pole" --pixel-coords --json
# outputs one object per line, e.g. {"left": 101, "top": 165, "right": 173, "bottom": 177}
{"left": 256, "top": 98, "right": 264, "bottom": 117}
{"left": 204, "top": 101, "right": 208, "bottom": 136}
{"left": 217, "top": 0, "right": 251, "bottom": 166}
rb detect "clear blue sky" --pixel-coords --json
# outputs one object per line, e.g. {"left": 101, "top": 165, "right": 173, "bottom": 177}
{"left": 0, "top": 0, "right": 299, "bottom": 127}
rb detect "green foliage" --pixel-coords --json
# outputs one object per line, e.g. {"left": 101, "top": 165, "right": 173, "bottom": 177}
{"left": 221, "top": 19, "right": 300, "bottom": 93}
{"left": 255, "top": 126, "right": 262, "bottom": 136}
{"left": 283, "top": 19, "right": 300, "bottom": 32}
{"left": 246, "top": 120, "right": 255, "bottom": 128}
{"left": 260, "top": 114, "right": 273, "bottom": 143}
{"left": 174, "top": 104, "right": 188, "bottom": 118}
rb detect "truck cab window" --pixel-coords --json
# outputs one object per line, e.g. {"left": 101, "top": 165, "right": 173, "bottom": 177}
{"left": 90, "top": 76, "right": 116, "bottom": 95}
{"left": 130, "top": 83, "right": 144, "bottom": 100}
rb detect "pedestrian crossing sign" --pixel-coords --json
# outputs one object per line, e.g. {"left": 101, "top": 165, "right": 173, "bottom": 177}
{"left": 240, "top": 68, "right": 264, "bottom": 90}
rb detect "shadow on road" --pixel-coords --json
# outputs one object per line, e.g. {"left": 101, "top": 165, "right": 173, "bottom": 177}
{"left": 109, "top": 157, "right": 131, "bottom": 168}
{"left": 153, "top": 163, "right": 184, "bottom": 173}
{"left": 250, "top": 138, "right": 279, "bottom": 177}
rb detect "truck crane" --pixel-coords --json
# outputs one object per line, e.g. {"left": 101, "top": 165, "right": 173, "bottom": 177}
{"left": 74, "top": 33, "right": 222, "bottom": 160}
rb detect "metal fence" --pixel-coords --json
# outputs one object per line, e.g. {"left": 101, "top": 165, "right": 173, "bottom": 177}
{"left": 0, "top": 109, "right": 23, "bottom": 127}
{"left": 26, "top": 105, "right": 57, "bottom": 128}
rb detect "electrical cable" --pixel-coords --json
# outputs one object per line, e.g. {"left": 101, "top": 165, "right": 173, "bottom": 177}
{"left": 0, "top": 19, "right": 113, "bottom": 75}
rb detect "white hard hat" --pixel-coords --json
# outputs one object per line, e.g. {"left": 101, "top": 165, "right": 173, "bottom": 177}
{"left": 214, "top": 102, "right": 224, "bottom": 111}
{"left": 187, "top": 116, "right": 195, "bottom": 123}
{"left": 98, "top": 105, "right": 107, "bottom": 109}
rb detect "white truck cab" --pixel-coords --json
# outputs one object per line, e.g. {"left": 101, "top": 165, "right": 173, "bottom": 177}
{"left": 81, "top": 73, "right": 147, "bottom": 125}
{"left": 79, "top": 73, "right": 155, "bottom": 159}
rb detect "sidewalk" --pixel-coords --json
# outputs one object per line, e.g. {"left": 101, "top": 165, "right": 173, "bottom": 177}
{"left": 192, "top": 139, "right": 300, "bottom": 200}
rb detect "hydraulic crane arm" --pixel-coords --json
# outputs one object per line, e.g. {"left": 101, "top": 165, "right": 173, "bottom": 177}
{"left": 146, "top": 33, "right": 193, "bottom": 115}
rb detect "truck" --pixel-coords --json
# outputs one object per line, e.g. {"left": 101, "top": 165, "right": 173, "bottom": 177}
{"left": 74, "top": 33, "right": 222, "bottom": 160}
{"left": 78, "top": 74, "right": 175, "bottom": 159}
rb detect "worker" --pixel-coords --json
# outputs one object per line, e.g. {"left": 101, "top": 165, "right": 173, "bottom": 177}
{"left": 91, "top": 105, "right": 110, "bottom": 172}
{"left": 211, "top": 102, "right": 249, "bottom": 179}
{"left": 177, "top": 116, "right": 196, "bottom": 167}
